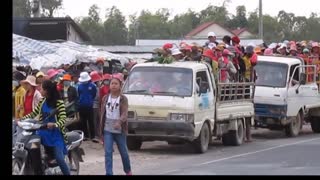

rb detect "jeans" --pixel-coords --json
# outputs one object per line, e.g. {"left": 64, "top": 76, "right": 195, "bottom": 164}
{"left": 45, "top": 146, "right": 70, "bottom": 175}
{"left": 104, "top": 131, "right": 131, "bottom": 175}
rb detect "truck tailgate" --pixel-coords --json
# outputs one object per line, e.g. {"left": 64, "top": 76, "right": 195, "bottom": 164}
{"left": 216, "top": 101, "right": 254, "bottom": 121}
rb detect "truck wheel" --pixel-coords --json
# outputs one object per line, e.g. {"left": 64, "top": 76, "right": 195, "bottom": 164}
{"left": 193, "top": 122, "right": 210, "bottom": 153}
{"left": 222, "top": 133, "right": 231, "bottom": 146}
{"left": 127, "top": 137, "right": 142, "bottom": 150}
{"left": 310, "top": 117, "right": 320, "bottom": 133}
{"left": 285, "top": 112, "right": 302, "bottom": 137}
{"left": 227, "top": 119, "right": 244, "bottom": 146}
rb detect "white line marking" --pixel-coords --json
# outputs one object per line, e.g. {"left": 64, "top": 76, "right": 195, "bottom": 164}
{"left": 196, "top": 137, "right": 320, "bottom": 166}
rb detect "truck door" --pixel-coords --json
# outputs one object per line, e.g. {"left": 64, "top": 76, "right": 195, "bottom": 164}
{"left": 287, "top": 64, "right": 319, "bottom": 116}
{"left": 195, "top": 70, "right": 215, "bottom": 125}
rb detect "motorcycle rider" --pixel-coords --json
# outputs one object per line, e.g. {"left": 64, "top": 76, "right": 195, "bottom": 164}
{"left": 18, "top": 80, "right": 70, "bottom": 175}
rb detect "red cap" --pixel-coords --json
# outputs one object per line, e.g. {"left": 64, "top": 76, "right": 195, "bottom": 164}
{"left": 232, "top": 36, "right": 240, "bottom": 44}
{"left": 90, "top": 71, "right": 102, "bottom": 82}
{"left": 162, "top": 43, "right": 173, "bottom": 50}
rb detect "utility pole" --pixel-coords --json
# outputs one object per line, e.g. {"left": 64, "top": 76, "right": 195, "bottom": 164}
{"left": 259, "top": 0, "right": 263, "bottom": 39}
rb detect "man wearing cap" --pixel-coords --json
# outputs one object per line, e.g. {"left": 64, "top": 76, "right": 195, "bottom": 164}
{"left": 206, "top": 32, "right": 219, "bottom": 47}
{"left": 171, "top": 49, "right": 185, "bottom": 62}
{"left": 77, "top": 72, "right": 97, "bottom": 140}
{"left": 20, "top": 75, "right": 42, "bottom": 116}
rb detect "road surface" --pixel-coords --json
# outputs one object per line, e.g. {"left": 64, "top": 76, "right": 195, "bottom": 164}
{"left": 80, "top": 125, "right": 320, "bottom": 175}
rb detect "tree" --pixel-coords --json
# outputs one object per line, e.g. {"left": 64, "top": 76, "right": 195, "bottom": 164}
{"left": 41, "top": 0, "right": 63, "bottom": 17}
{"left": 127, "top": 14, "right": 138, "bottom": 45}
{"left": 88, "top": 4, "right": 100, "bottom": 22}
{"left": 78, "top": 4, "right": 104, "bottom": 45}
{"left": 134, "top": 9, "right": 171, "bottom": 39}
{"left": 169, "top": 9, "right": 201, "bottom": 38}
{"left": 13, "top": 0, "right": 31, "bottom": 17}
{"left": 103, "top": 6, "right": 128, "bottom": 45}
{"left": 199, "top": 5, "right": 230, "bottom": 26}
{"left": 277, "top": 10, "right": 295, "bottom": 40}
{"left": 228, "top": 6, "right": 248, "bottom": 29}
{"left": 247, "top": 9, "right": 259, "bottom": 35}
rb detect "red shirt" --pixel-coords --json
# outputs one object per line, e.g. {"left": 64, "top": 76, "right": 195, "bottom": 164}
{"left": 99, "top": 85, "right": 109, "bottom": 104}
{"left": 24, "top": 91, "right": 34, "bottom": 116}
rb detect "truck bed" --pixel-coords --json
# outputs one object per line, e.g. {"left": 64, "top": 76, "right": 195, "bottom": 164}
{"left": 215, "top": 82, "right": 255, "bottom": 121}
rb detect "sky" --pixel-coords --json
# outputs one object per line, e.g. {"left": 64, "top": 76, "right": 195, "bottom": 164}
{"left": 59, "top": 0, "right": 319, "bottom": 21}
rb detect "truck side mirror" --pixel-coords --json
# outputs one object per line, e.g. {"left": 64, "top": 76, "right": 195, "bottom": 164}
{"left": 299, "top": 73, "right": 306, "bottom": 85}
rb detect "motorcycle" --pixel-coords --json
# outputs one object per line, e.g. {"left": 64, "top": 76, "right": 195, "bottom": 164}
{"left": 12, "top": 119, "right": 85, "bottom": 175}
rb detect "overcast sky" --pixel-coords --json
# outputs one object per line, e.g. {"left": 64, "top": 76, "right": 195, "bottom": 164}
{"left": 59, "top": 0, "right": 319, "bottom": 21}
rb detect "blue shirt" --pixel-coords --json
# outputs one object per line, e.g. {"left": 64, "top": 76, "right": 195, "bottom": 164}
{"left": 37, "top": 101, "right": 67, "bottom": 154}
{"left": 77, "top": 82, "right": 97, "bottom": 108}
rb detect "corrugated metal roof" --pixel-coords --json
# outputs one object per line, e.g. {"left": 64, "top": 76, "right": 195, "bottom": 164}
{"left": 135, "top": 39, "right": 264, "bottom": 47}
{"left": 93, "top": 45, "right": 159, "bottom": 53}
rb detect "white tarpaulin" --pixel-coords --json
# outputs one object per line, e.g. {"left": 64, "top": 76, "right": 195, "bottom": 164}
{"left": 12, "top": 34, "right": 128, "bottom": 70}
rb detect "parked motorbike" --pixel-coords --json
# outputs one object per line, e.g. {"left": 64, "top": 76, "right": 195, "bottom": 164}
{"left": 12, "top": 119, "right": 85, "bottom": 175}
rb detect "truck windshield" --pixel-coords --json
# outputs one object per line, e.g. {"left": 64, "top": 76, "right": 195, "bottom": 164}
{"left": 123, "top": 67, "right": 193, "bottom": 97}
{"left": 255, "top": 62, "right": 288, "bottom": 88}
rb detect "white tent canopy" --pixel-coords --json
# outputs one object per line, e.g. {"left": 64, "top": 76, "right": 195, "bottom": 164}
{"left": 12, "top": 34, "right": 128, "bottom": 70}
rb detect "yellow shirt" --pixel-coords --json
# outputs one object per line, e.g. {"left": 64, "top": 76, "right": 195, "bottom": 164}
{"left": 243, "top": 56, "right": 252, "bottom": 80}
{"left": 14, "top": 86, "right": 26, "bottom": 119}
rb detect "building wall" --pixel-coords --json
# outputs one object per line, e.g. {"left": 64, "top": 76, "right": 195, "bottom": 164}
{"left": 67, "top": 24, "right": 84, "bottom": 43}
{"left": 194, "top": 24, "right": 234, "bottom": 39}
{"left": 238, "top": 31, "right": 254, "bottom": 38}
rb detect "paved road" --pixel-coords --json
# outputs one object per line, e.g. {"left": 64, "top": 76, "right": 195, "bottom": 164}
{"left": 80, "top": 125, "right": 320, "bottom": 175}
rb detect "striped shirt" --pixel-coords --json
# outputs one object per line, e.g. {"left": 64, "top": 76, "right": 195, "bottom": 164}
{"left": 22, "top": 98, "right": 67, "bottom": 143}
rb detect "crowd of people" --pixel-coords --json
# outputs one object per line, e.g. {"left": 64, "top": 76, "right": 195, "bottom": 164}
{"left": 12, "top": 59, "right": 132, "bottom": 175}
{"left": 150, "top": 31, "right": 320, "bottom": 84}
{"left": 12, "top": 31, "right": 320, "bottom": 175}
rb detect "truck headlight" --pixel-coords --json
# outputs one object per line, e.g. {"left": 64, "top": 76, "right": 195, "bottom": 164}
{"left": 128, "top": 111, "right": 136, "bottom": 119}
{"left": 170, "top": 113, "right": 194, "bottom": 123}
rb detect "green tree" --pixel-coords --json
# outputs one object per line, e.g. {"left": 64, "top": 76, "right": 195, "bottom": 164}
{"left": 135, "top": 9, "right": 171, "bottom": 39}
{"left": 199, "top": 5, "right": 230, "bottom": 26}
{"left": 78, "top": 4, "right": 104, "bottom": 45}
{"left": 228, "top": 6, "right": 248, "bottom": 29}
{"left": 13, "top": 0, "right": 31, "bottom": 17}
{"left": 41, "top": 0, "right": 63, "bottom": 17}
{"left": 169, "top": 9, "right": 201, "bottom": 38}
{"left": 103, "top": 6, "right": 128, "bottom": 45}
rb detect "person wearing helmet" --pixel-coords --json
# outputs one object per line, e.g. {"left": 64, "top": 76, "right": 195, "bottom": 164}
{"left": 59, "top": 74, "right": 78, "bottom": 118}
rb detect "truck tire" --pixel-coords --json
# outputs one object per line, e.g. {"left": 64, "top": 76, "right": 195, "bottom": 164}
{"left": 285, "top": 112, "right": 302, "bottom": 137}
{"left": 193, "top": 122, "right": 210, "bottom": 153}
{"left": 310, "top": 117, "right": 320, "bottom": 133}
{"left": 127, "top": 137, "right": 142, "bottom": 150}
{"left": 227, "top": 119, "right": 244, "bottom": 146}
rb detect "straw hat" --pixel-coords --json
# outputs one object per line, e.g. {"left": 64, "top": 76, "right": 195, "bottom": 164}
{"left": 21, "top": 75, "right": 37, "bottom": 86}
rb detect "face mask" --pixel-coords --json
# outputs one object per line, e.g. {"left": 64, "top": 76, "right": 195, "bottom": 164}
{"left": 63, "top": 81, "right": 71, "bottom": 87}
{"left": 103, "top": 80, "right": 110, "bottom": 86}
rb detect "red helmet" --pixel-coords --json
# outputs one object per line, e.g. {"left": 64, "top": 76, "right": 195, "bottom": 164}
{"left": 90, "top": 71, "right": 102, "bottom": 82}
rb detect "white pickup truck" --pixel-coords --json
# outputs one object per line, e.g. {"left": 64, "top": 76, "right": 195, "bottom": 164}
{"left": 254, "top": 55, "right": 320, "bottom": 136}
{"left": 122, "top": 61, "right": 255, "bottom": 153}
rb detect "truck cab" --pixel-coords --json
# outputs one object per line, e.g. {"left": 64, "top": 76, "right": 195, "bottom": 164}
{"left": 122, "top": 61, "right": 255, "bottom": 153}
{"left": 254, "top": 56, "right": 320, "bottom": 136}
